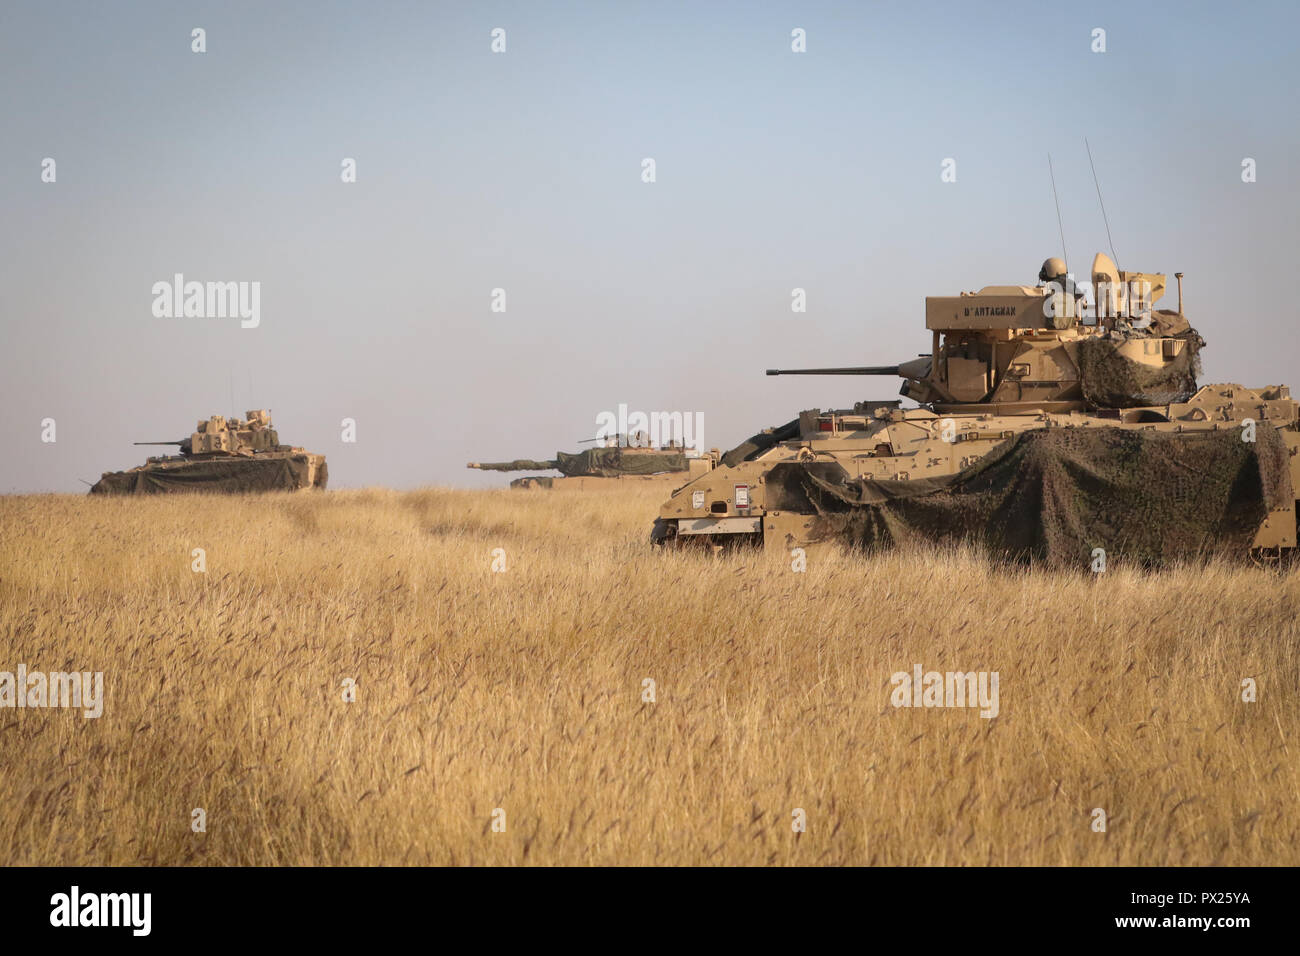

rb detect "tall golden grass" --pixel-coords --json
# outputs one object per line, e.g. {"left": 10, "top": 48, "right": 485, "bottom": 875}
{"left": 0, "top": 485, "right": 1297, "bottom": 865}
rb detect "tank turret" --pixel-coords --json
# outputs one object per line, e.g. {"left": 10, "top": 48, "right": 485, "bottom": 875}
{"left": 468, "top": 439, "right": 717, "bottom": 488}
{"left": 183, "top": 410, "right": 283, "bottom": 457}
{"left": 765, "top": 253, "right": 1203, "bottom": 412}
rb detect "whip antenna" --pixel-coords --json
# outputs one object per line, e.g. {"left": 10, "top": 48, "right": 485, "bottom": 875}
{"left": 1085, "top": 138, "right": 1119, "bottom": 272}
{"left": 1047, "top": 153, "right": 1068, "bottom": 270}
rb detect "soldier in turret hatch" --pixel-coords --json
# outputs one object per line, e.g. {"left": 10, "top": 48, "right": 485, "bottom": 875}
{"left": 1037, "top": 256, "right": 1084, "bottom": 327}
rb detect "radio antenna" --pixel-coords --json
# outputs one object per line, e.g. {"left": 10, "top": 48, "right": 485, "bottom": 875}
{"left": 1047, "top": 153, "right": 1068, "bottom": 270}
{"left": 1085, "top": 138, "right": 1120, "bottom": 272}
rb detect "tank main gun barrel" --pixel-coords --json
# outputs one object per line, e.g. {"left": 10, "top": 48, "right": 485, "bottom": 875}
{"left": 133, "top": 440, "right": 187, "bottom": 445}
{"left": 765, "top": 366, "right": 900, "bottom": 376}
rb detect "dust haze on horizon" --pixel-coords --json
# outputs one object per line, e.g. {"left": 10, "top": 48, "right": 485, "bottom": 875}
{"left": 2, "top": 0, "right": 1298, "bottom": 493}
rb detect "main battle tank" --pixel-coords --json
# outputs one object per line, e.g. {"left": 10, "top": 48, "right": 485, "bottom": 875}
{"left": 469, "top": 436, "right": 716, "bottom": 489}
{"left": 90, "top": 410, "right": 327, "bottom": 495}
{"left": 651, "top": 254, "right": 1300, "bottom": 564}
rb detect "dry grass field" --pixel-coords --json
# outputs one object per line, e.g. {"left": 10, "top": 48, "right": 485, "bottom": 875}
{"left": 1, "top": 485, "right": 1297, "bottom": 866}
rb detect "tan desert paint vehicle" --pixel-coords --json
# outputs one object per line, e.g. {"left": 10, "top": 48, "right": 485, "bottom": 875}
{"left": 651, "top": 254, "right": 1299, "bottom": 557}
{"left": 90, "top": 410, "right": 327, "bottom": 494}
{"left": 469, "top": 440, "right": 716, "bottom": 490}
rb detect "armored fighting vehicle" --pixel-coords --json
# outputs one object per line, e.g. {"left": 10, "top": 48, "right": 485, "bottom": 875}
{"left": 90, "top": 410, "right": 328, "bottom": 495}
{"left": 469, "top": 436, "right": 716, "bottom": 490}
{"left": 651, "top": 255, "right": 1300, "bottom": 563}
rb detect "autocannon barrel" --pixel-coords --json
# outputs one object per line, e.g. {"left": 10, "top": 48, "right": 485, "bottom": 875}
{"left": 765, "top": 366, "right": 901, "bottom": 376}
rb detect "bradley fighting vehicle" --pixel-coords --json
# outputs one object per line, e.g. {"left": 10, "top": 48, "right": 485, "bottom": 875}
{"left": 90, "top": 410, "right": 327, "bottom": 494}
{"left": 651, "top": 254, "right": 1300, "bottom": 560}
{"left": 469, "top": 435, "right": 716, "bottom": 490}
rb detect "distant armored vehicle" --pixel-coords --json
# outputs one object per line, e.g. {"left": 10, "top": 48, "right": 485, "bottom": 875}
{"left": 90, "top": 410, "right": 327, "bottom": 495}
{"left": 651, "top": 254, "right": 1299, "bottom": 564}
{"left": 469, "top": 436, "right": 715, "bottom": 489}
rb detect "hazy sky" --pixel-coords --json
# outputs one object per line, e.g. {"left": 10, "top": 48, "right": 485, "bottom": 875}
{"left": 3, "top": 0, "right": 1297, "bottom": 492}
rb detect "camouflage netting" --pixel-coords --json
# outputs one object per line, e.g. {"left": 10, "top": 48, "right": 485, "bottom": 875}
{"left": 765, "top": 426, "right": 1292, "bottom": 565}
{"left": 90, "top": 456, "right": 327, "bottom": 495}
{"left": 1077, "top": 323, "right": 1204, "bottom": 408}
{"left": 555, "top": 448, "right": 687, "bottom": 477}
{"left": 476, "top": 448, "right": 688, "bottom": 477}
